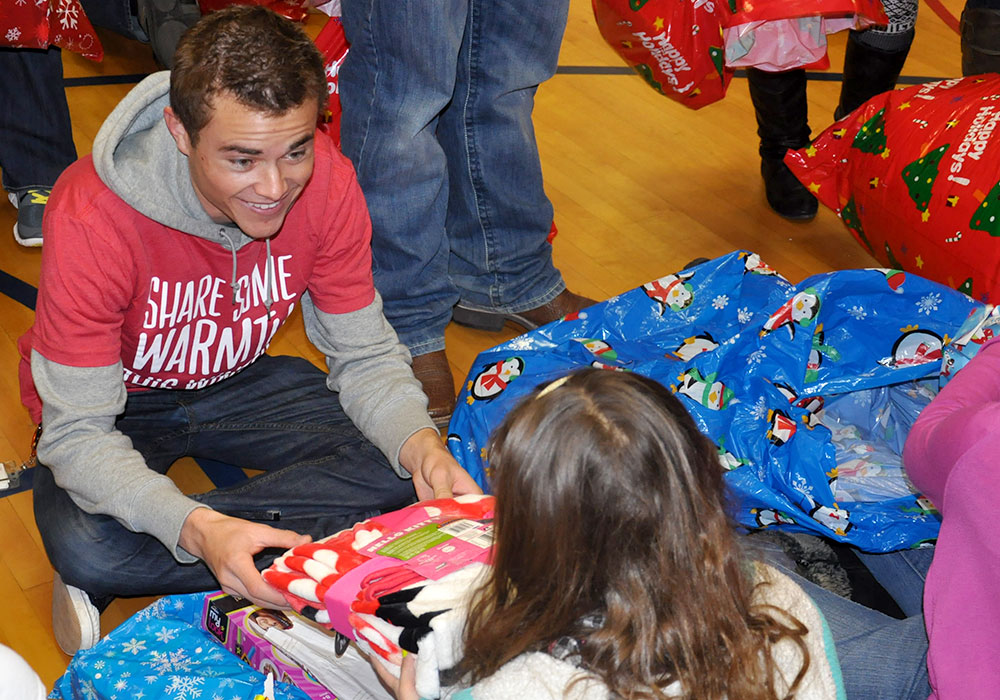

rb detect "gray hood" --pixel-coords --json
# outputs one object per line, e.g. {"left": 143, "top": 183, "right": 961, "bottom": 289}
{"left": 92, "top": 71, "right": 254, "bottom": 252}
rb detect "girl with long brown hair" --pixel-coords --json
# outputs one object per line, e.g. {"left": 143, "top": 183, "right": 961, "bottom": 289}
{"left": 371, "top": 369, "right": 929, "bottom": 699}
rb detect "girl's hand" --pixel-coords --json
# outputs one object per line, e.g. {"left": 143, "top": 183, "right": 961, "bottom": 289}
{"left": 368, "top": 651, "right": 419, "bottom": 700}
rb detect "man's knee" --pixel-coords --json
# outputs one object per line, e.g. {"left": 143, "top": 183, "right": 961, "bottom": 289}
{"left": 34, "top": 466, "right": 130, "bottom": 593}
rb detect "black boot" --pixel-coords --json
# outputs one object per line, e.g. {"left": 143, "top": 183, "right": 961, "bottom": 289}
{"left": 961, "top": 7, "right": 1000, "bottom": 77}
{"left": 746, "top": 67, "right": 817, "bottom": 221}
{"left": 834, "top": 29, "right": 913, "bottom": 120}
{"left": 136, "top": 0, "right": 202, "bottom": 69}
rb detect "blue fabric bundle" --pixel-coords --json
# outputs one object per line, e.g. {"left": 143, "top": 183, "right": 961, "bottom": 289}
{"left": 447, "top": 250, "right": 980, "bottom": 552}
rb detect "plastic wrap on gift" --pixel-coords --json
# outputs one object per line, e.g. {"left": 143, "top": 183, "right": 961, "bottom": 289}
{"left": 448, "top": 251, "right": 980, "bottom": 552}
{"left": 261, "top": 496, "right": 494, "bottom": 700}
{"left": 50, "top": 594, "right": 311, "bottom": 700}
{"left": 786, "top": 75, "right": 1000, "bottom": 304}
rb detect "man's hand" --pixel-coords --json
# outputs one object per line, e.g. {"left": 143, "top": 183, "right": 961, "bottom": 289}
{"left": 179, "top": 507, "right": 311, "bottom": 607}
{"left": 398, "top": 428, "right": 482, "bottom": 500}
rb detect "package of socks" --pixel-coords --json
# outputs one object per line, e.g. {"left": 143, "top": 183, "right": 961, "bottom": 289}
{"left": 201, "top": 593, "right": 391, "bottom": 700}
{"left": 446, "top": 251, "right": 981, "bottom": 553}
{"left": 786, "top": 75, "right": 1000, "bottom": 304}
{"left": 263, "top": 495, "right": 495, "bottom": 698}
{"left": 51, "top": 593, "right": 311, "bottom": 700}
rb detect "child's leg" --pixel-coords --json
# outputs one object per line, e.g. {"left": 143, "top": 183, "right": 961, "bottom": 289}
{"left": 853, "top": 547, "right": 932, "bottom": 618}
{"left": 754, "top": 544, "right": 929, "bottom": 700}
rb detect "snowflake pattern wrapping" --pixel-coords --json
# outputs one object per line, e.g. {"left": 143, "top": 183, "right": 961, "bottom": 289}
{"left": 50, "top": 594, "right": 311, "bottom": 700}
{"left": 786, "top": 75, "right": 1000, "bottom": 303}
{"left": 447, "top": 251, "right": 980, "bottom": 552}
{"left": 0, "top": 0, "right": 102, "bottom": 59}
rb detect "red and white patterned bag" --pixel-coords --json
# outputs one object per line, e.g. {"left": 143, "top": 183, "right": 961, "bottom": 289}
{"left": 1, "top": 0, "right": 103, "bottom": 60}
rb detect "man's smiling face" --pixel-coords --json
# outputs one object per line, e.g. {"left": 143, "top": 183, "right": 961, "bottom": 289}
{"left": 165, "top": 92, "right": 319, "bottom": 239}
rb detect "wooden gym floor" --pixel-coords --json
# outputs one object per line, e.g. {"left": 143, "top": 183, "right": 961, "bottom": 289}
{"left": 0, "top": 0, "right": 967, "bottom": 689}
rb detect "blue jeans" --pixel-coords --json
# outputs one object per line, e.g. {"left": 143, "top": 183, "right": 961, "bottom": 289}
{"left": 753, "top": 539, "right": 931, "bottom": 699}
{"left": 339, "top": 0, "right": 569, "bottom": 355}
{"left": 854, "top": 547, "right": 933, "bottom": 618}
{"left": 0, "top": 0, "right": 144, "bottom": 193}
{"left": 34, "top": 355, "right": 416, "bottom": 599}
{"left": 0, "top": 46, "right": 76, "bottom": 192}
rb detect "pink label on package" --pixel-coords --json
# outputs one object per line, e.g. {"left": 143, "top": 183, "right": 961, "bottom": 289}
{"left": 362, "top": 518, "right": 493, "bottom": 578}
{"left": 323, "top": 514, "right": 493, "bottom": 638}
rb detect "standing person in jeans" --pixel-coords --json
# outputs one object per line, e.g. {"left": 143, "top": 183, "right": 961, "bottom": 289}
{"left": 338, "top": 0, "right": 595, "bottom": 428}
{"left": 20, "top": 5, "right": 478, "bottom": 658}
{"left": 1, "top": 41, "right": 79, "bottom": 247}
{"left": 0, "top": 0, "right": 198, "bottom": 246}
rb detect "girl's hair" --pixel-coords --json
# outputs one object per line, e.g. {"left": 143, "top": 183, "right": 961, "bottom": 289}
{"left": 461, "top": 369, "right": 809, "bottom": 699}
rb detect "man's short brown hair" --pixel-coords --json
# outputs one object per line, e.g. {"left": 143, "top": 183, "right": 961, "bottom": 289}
{"left": 170, "top": 5, "right": 327, "bottom": 143}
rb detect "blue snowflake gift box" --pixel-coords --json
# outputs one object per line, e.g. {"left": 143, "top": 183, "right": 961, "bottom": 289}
{"left": 447, "top": 250, "right": 980, "bottom": 552}
{"left": 50, "top": 593, "right": 310, "bottom": 700}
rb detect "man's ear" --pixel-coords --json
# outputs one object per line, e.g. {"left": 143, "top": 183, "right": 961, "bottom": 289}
{"left": 163, "top": 106, "right": 192, "bottom": 156}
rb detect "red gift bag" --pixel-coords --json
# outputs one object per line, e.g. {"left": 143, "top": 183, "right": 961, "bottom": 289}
{"left": 313, "top": 16, "right": 349, "bottom": 146}
{"left": 591, "top": 0, "right": 734, "bottom": 109}
{"left": 786, "top": 75, "right": 1000, "bottom": 303}
{"left": 1, "top": 0, "right": 103, "bottom": 60}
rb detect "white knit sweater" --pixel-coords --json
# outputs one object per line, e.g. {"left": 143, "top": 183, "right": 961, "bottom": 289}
{"left": 444, "top": 563, "right": 845, "bottom": 700}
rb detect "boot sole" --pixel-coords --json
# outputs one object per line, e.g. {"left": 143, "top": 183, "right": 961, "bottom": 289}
{"left": 139, "top": 0, "right": 200, "bottom": 67}
{"left": 772, "top": 207, "right": 818, "bottom": 222}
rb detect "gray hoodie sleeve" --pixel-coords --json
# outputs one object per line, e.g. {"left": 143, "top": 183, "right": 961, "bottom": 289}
{"left": 300, "top": 291, "right": 436, "bottom": 477}
{"left": 32, "top": 351, "right": 206, "bottom": 563}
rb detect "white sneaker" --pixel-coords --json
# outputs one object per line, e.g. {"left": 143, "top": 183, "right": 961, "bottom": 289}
{"left": 51, "top": 572, "right": 100, "bottom": 655}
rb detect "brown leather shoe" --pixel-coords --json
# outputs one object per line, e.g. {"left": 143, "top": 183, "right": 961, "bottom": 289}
{"left": 411, "top": 350, "right": 456, "bottom": 429}
{"left": 451, "top": 289, "right": 598, "bottom": 332}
